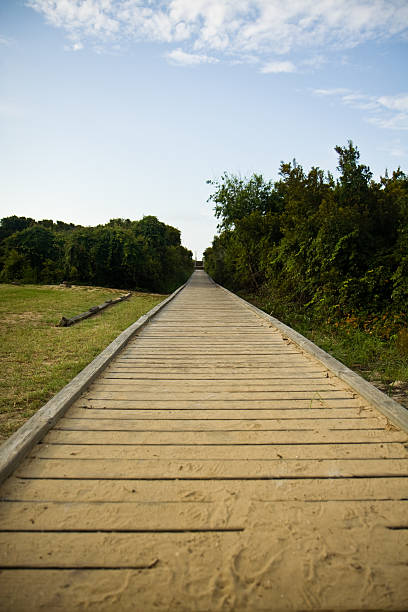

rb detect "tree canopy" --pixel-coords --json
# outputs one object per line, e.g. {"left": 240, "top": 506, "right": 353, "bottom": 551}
{"left": 0, "top": 215, "right": 193, "bottom": 293}
{"left": 204, "top": 142, "right": 408, "bottom": 337}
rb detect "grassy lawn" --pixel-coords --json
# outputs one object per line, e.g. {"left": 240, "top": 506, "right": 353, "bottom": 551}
{"left": 0, "top": 284, "right": 165, "bottom": 441}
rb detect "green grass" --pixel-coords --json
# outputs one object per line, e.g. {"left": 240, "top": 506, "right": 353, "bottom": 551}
{"left": 0, "top": 283, "right": 165, "bottom": 441}
{"left": 245, "top": 293, "right": 408, "bottom": 407}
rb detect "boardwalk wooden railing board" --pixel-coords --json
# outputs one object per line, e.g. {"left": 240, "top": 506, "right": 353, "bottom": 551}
{"left": 221, "top": 283, "right": 408, "bottom": 434}
{"left": 0, "top": 270, "right": 407, "bottom": 611}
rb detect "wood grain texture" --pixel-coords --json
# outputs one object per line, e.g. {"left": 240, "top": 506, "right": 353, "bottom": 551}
{"left": 1, "top": 270, "right": 407, "bottom": 611}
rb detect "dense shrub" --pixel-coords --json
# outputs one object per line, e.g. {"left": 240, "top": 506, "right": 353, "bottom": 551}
{"left": 0, "top": 215, "right": 193, "bottom": 293}
{"left": 205, "top": 142, "right": 408, "bottom": 337}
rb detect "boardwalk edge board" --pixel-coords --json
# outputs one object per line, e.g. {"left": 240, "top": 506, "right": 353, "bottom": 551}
{"left": 218, "top": 281, "right": 408, "bottom": 434}
{"left": 0, "top": 281, "right": 188, "bottom": 485}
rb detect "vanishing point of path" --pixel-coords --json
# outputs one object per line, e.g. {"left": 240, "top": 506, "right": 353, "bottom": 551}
{"left": 0, "top": 270, "right": 407, "bottom": 610}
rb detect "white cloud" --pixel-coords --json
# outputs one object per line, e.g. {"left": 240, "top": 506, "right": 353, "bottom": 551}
{"left": 301, "top": 55, "right": 327, "bottom": 70}
{"left": 260, "top": 60, "right": 296, "bottom": 74}
{"left": 314, "top": 88, "right": 353, "bottom": 96}
{"left": 27, "top": 0, "right": 408, "bottom": 66}
{"left": 313, "top": 88, "right": 408, "bottom": 131}
{"left": 166, "top": 48, "right": 219, "bottom": 66}
{"left": 27, "top": 0, "right": 120, "bottom": 42}
{"left": 0, "top": 35, "right": 12, "bottom": 46}
{"left": 377, "top": 94, "right": 408, "bottom": 113}
{"left": 64, "top": 41, "right": 84, "bottom": 51}
{"left": 368, "top": 112, "right": 408, "bottom": 130}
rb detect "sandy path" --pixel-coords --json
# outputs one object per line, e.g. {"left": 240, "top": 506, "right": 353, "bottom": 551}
{"left": 0, "top": 270, "right": 407, "bottom": 610}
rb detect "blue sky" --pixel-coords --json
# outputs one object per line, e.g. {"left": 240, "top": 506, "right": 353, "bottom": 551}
{"left": 1, "top": 1, "right": 407, "bottom": 257}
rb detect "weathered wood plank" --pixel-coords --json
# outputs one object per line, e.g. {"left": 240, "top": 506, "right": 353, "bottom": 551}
{"left": 2, "top": 477, "right": 407, "bottom": 503}
{"left": 67, "top": 407, "right": 377, "bottom": 420}
{"left": 54, "top": 416, "right": 385, "bottom": 431}
{"left": 82, "top": 390, "right": 356, "bottom": 401}
{"left": 101, "top": 370, "right": 328, "bottom": 378}
{"left": 15, "top": 457, "right": 408, "bottom": 479}
{"left": 93, "top": 380, "right": 345, "bottom": 391}
{"left": 0, "top": 500, "right": 245, "bottom": 530}
{"left": 0, "top": 528, "right": 406, "bottom": 574}
{"left": 30, "top": 441, "right": 408, "bottom": 460}
{"left": 120, "top": 349, "right": 301, "bottom": 355}
{"left": 76, "top": 398, "right": 365, "bottom": 409}
{"left": 0, "top": 500, "right": 407, "bottom": 531}
{"left": 43, "top": 428, "right": 406, "bottom": 445}
{"left": 1, "top": 564, "right": 406, "bottom": 612}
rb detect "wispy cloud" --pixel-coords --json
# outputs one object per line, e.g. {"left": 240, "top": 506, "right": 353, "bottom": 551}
{"left": 377, "top": 94, "right": 408, "bottom": 113}
{"left": 368, "top": 112, "right": 408, "bottom": 131}
{"left": 0, "top": 35, "right": 13, "bottom": 46}
{"left": 27, "top": 1, "right": 408, "bottom": 68}
{"left": 301, "top": 55, "right": 327, "bottom": 70}
{"left": 64, "top": 41, "right": 84, "bottom": 51}
{"left": 260, "top": 60, "right": 296, "bottom": 74}
{"left": 313, "top": 88, "right": 408, "bottom": 131}
{"left": 314, "top": 88, "right": 350, "bottom": 96}
{"left": 166, "top": 48, "right": 219, "bottom": 66}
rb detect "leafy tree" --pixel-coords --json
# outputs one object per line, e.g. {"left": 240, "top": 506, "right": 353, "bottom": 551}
{"left": 1, "top": 226, "right": 57, "bottom": 282}
{"left": 0, "top": 216, "right": 35, "bottom": 243}
{"left": 0, "top": 214, "right": 193, "bottom": 292}
{"left": 205, "top": 142, "right": 408, "bottom": 334}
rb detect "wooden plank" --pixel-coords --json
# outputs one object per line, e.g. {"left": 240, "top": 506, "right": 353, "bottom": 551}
{"left": 93, "top": 380, "right": 344, "bottom": 391}
{"left": 130, "top": 339, "right": 292, "bottom": 345}
{"left": 0, "top": 532, "right": 241, "bottom": 568}
{"left": 82, "top": 391, "right": 356, "bottom": 401}
{"left": 101, "top": 370, "right": 328, "bottom": 378}
{"left": 106, "top": 362, "right": 326, "bottom": 369}
{"left": 120, "top": 349, "right": 301, "bottom": 355}
{"left": 14, "top": 458, "right": 408, "bottom": 479}
{"left": 29, "top": 442, "right": 408, "bottom": 460}
{"left": 111, "top": 362, "right": 325, "bottom": 371}
{"left": 0, "top": 527, "right": 407, "bottom": 569}
{"left": 1, "top": 565, "right": 406, "bottom": 612}
{"left": 0, "top": 500, "right": 407, "bottom": 531}
{"left": 54, "top": 417, "right": 385, "bottom": 431}
{"left": 3, "top": 477, "right": 407, "bottom": 503}
{"left": 129, "top": 333, "right": 288, "bottom": 338}
{"left": 0, "top": 500, "right": 245, "bottom": 530}
{"left": 43, "top": 429, "right": 406, "bottom": 445}
{"left": 146, "top": 323, "right": 265, "bottom": 328}
{"left": 114, "top": 356, "right": 319, "bottom": 364}
{"left": 67, "top": 407, "right": 377, "bottom": 420}
{"left": 77, "top": 399, "right": 365, "bottom": 409}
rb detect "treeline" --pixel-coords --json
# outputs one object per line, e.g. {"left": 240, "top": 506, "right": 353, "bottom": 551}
{"left": 204, "top": 142, "right": 408, "bottom": 337}
{"left": 0, "top": 215, "right": 193, "bottom": 293}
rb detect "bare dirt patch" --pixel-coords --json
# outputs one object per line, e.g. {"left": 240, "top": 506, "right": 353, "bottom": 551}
{"left": 370, "top": 379, "right": 408, "bottom": 411}
{"left": 0, "top": 312, "right": 43, "bottom": 326}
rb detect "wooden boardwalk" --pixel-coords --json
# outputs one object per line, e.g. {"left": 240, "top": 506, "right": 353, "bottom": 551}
{"left": 0, "top": 270, "right": 407, "bottom": 610}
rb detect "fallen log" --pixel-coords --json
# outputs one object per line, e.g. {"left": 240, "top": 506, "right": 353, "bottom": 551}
{"left": 57, "top": 293, "right": 132, "bottom": 327}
